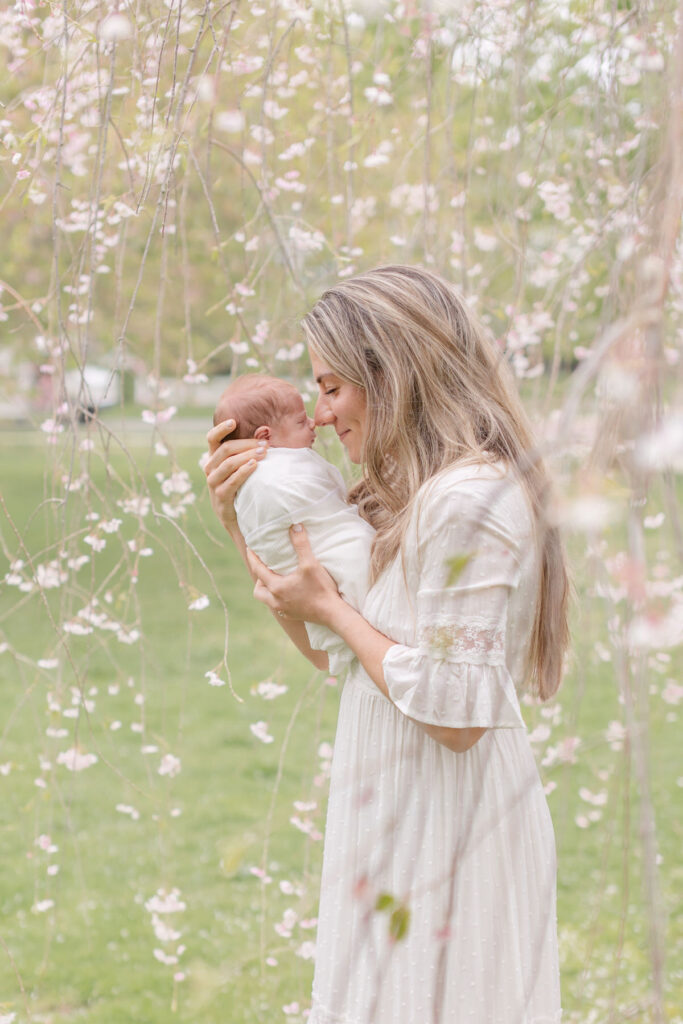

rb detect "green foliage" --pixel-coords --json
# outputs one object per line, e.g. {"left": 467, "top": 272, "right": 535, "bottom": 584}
{"left": 444, "top": 552, "right": 473, "bottom": 587}
{"left": 374, "top": 892, "right": 395, "bottom": 913}
{"left": 388, "top": 904, "right": 411, "bottom": 944}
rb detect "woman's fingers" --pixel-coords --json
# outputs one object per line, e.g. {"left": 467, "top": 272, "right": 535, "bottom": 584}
{"left": 288, "top": 523, "right": 316, "bottom": 567}
{"left": 207, "top": 447, "right": 258, "bottom": 489}
{"left": 248, "top": 527, "right": 339, "bottom": 624}
{"left": 204, "top": 438, "right": 265, "bottom": 479}
{"left": 206, "top": 419, "right": 236, "bottom": 454}
{"left": 212, "top": 458, "right": 258, "bottom": 509}
{"left": 246, "top": 547, "right": 281, "bottom": 589}
{"left": 253, "top": 578, "right": 279, "bottom": 611}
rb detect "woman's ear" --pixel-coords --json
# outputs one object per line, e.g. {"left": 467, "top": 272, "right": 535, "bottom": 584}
{"left": 254, "top": 425, "right": 271, "bottom": 441}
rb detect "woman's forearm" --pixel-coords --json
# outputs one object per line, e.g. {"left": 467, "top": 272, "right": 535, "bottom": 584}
{"left": 227, "top": 525, "right": 328, "bottom": 670}
{"left": 275, "top": 617, "right": 330, "bottom": 672}
{"left": 227, "top": 523, "right": 256, "bottom": 581}
{"left": 325, "top": 598, "right": 485, "bottom": 753}
{"left": 325, "top": 598, "right": 395, "bottom": 696}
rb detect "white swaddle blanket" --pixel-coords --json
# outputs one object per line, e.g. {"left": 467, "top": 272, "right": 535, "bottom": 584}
{"left": 234, "top": 447, "right": 376, "bottom": 675}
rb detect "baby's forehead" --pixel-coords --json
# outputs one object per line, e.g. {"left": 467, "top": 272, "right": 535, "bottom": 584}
{"left": 281, "top": 388, "right": 305, "bottom": 410}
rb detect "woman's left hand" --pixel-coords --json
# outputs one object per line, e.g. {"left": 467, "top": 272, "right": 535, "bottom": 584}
{"left": 247, "top": 525, "right": 342, "bottom": 626}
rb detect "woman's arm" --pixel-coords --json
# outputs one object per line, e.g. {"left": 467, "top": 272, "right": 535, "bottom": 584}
{"left": 248, "top": 526, "right": 485, "bottom": 753}
{"left": 227, "top": 520, "right": 329, "bottom": 672}
{"left": 324, "top": 599, "right": 485, "bottom": 753}
{"left": 204, "top": 420, "right": 329, "bottom": 672}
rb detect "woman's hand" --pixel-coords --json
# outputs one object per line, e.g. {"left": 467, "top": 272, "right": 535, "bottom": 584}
{"left": 204, "top": 419, "right": 267, "bottom": 532}
{"left": 247, "top": 525, "right": 342, "bottom": 626}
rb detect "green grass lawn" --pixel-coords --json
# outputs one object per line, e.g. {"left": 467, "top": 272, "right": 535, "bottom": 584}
{"left": 0, "top": 431, "right": 681, "bottom": 1023}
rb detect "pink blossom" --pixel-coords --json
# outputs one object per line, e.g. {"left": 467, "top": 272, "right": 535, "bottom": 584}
{"left": 153, "top": 948, "right": 178, "bottom": 966}
{"left": 254, "top": 680, "right": 287, "bottom": 700}
{"left": 32, "top": 899, "right": 54, "bottom": 913}
{"left": 557, "top": 737, "right": 581, "bottom": 764}
{"left": 662, "top": 681, "right": 683, "bottom": 705}
{"left": 250, "top": 721, "right": 274, "bottom": 744}
{"left": 249, "top": 866, "right": 272, "bottom": 883}
{"left": 216, "top": 110, "right": 244, "bottom": 133}
{"left": 57, "top": 748, "right": 97, "bottom": 771}
{"left": 142, "top": 406, "right": 177, "bottom": 425}
{"left": 145, "top": 888, "right": 186, "bottom": 914}
{"left": 101, "top": 13, "right": 132, "bottom": 41}
{"left": 579, "top": 787, "right": 608, "bottom": 806}
{"left": 158, "top": 753, "right": 181, "bottom": 778}
{"left": 116, "top": 803, "right": 140, "bottom": 820}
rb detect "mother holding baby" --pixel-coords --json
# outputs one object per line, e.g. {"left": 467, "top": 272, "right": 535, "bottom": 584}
{"left": 205, "top": 265, "right": 569, "bottom": 1024}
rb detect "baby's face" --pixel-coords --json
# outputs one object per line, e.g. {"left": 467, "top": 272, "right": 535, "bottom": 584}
{"left": 270, "top": 397, "right": 316, "bottom": 448}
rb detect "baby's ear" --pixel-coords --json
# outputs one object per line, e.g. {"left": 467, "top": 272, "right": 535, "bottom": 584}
{"left": 254, "top": 425, "right": 271, "bottom": 441}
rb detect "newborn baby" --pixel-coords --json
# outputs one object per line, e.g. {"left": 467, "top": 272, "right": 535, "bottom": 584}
{"left": 214, "top": 374, "right": 375, "bottom": 674}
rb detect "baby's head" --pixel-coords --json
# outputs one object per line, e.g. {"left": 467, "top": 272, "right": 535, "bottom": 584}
{"left": 214, "top": 374, "right": 315, "bottom": 449}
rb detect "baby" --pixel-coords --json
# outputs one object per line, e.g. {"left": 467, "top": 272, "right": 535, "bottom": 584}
{"left": 214, "top": 374, "right": 375, "bottom": 674}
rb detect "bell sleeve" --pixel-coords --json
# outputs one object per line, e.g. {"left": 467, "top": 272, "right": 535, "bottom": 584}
{"left": 381, "top": 478, "right": 529, "bottom": 729}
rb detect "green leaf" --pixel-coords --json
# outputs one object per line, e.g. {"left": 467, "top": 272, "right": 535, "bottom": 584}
{"left": 375, "top": 891, "right": 395, "bottom": 913}
{"left": 445, "top": 552, "right": 473, "bottom": 587}
{"left": 389, "top": 904, "right": 411, "bottom": 942}
{"left": 216, "top": 834, "right": 254, "bottom": 878}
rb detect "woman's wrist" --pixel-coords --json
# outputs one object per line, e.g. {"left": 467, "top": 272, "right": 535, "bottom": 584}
{"left": 315, "top": 590, "right": 348, "bottom": 630}
{"left": 326, "top": 596, "right": 369, "bottom": 643}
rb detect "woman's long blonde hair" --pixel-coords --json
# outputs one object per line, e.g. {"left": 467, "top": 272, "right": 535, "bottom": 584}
{"left": 301, "top": 265, "right": 569, "bottom": 700}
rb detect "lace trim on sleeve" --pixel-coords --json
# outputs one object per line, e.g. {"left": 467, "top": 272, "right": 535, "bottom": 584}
{"left": 419, "top": 615, "right": 506, "bottom": 666}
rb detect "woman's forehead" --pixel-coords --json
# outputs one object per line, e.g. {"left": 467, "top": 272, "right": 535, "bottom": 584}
{"left": 309, "top": 350, "right": 337, "bottom": 382}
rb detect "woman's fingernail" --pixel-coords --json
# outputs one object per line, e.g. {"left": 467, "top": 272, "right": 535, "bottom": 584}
{"left": 257, "top": 440, "right": 267, "bottom": 449}
{"left": 225, "top": 419, "right": 235, "bottom": 429}
{"left": 292, "top": 523, "right": 303, "bottom": 533}
{"left": 248, "top": 459, "right": 256, "bottom": 466}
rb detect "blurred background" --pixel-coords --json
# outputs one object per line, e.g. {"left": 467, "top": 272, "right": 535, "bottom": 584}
{"left": 0, "top": 0, "right": 681, "bottom": 1021}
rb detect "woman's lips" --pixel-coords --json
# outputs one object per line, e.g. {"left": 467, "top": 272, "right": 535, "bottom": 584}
{"left": 338, "top": 429, "right": 350, "bottom": 442}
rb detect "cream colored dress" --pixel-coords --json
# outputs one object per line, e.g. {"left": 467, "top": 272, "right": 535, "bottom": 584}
{"left": 309, "top": 462, "right": 562, "bottom": 1024}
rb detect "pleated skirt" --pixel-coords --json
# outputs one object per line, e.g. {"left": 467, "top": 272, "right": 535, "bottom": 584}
{"left": 309, "top": 674, "right": 562, "bottom": 1024}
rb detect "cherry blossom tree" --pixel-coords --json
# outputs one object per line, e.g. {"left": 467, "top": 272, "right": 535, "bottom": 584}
{"left": 1, "top": 0, "right": 681, "bottom": 1020}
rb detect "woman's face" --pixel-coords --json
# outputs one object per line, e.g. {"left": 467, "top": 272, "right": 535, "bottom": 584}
{"left": 309, "top": 350, "right": 368, "bottom": 464}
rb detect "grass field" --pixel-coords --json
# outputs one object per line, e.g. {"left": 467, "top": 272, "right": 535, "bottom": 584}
{"left": 0, "top": 426, "right": 681, "bottom": 1024}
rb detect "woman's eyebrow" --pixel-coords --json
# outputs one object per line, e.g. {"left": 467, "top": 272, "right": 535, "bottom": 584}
{"left": 315, "top": 372, "right": 335, "bottom": 384}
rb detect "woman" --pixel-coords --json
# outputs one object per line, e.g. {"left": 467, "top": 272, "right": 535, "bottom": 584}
{"left": 205, "top": 265, "right": 569, "bottom": 1024}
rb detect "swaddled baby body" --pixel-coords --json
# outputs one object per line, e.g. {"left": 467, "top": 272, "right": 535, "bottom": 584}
{"left": 214, "top": 374, "right": 375, "bottom": 674}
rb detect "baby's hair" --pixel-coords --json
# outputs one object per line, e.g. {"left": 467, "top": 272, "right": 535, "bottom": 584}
{"left": 214, "top": 374, "right": 303, "bottom": 440}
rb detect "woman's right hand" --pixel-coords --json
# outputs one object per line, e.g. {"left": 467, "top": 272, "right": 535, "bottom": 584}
{"left": 204, "top": 419, "right": 267, "bottom": 533}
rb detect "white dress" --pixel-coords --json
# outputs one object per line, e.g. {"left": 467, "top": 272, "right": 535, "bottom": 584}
{"left": 309, "top": 462, "right": 562, "bottom": 1024}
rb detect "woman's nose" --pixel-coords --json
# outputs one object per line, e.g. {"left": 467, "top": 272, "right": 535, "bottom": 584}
{"left": 313, "top": 397, "right": 334, "bottom": 427}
